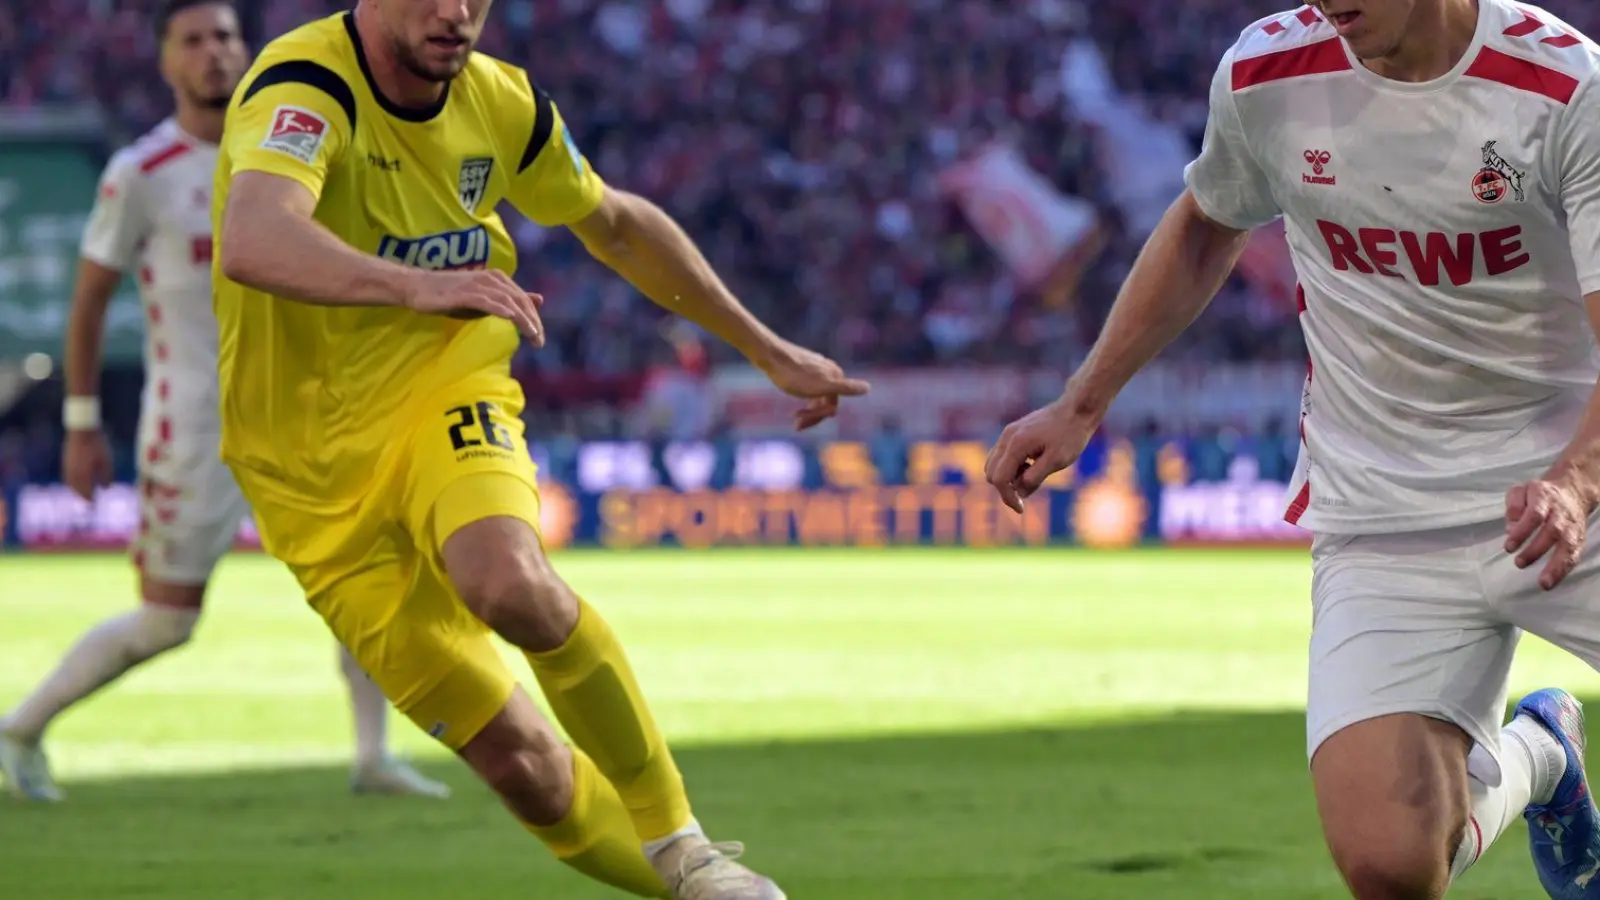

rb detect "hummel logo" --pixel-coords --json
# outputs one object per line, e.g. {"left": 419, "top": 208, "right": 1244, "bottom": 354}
{"left": 1303, "top": 149, "right": 1335, "bottom": 186}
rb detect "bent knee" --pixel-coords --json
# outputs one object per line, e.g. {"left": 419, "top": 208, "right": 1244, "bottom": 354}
{"left": 1334, "top": 846, "right": 1452, "bottom": 900}
{"left": 445, "top": 524, "right": 577, "bottom": 649}
{"left": 131, "top": 603, "right": 201, "bottom": 655}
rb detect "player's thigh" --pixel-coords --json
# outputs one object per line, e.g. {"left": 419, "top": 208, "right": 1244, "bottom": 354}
{"left": 1307, "top": 528, "right": 1517, "bottom": 769}
{"left": 301, "top": 540, "right": 519, "bottom": 751}
{"left": 132, "top": 439, "right": 250, "bottom": 606}
{"left": 400, "top": 380, "right": 571, "bottom": 642}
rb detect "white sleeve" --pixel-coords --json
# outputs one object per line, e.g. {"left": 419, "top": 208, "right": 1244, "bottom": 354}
{"left": 1559, "top": 77, "right": 1600, "bottom": 296}
{"left": 1183, "top": 51, "right": 1281, "bottom": 231}
{"left": 79, "top": 153, "right": 148, "bottom": 272}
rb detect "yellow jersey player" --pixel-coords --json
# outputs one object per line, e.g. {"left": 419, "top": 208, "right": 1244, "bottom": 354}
{"left": 212, "top": 1, "right": 866, "bottom": 898}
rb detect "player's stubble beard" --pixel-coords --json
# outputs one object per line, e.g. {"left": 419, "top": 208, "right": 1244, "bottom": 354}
{"left": 395, "top": 33, "right": 475, "bottom": 84}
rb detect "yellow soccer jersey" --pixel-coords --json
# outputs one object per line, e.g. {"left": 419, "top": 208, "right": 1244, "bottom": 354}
{"left": 212, "top": 11, "right": 603, "bottom": 504}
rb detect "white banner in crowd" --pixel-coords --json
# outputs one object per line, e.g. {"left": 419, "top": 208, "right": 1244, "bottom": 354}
{"left": 938, "top": 143, "right": 1101, "bottom": 289}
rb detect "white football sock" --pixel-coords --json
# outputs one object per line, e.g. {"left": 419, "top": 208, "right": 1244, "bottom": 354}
{"left": 642, "top": 818, "right": 706, "bottom": 860}
{"left": 338, "top": 646, "right": 388, "bottom": 767}
{"left": 2, "top": 604, "right": 200, "bottom": 741}
{"left": 1449, "top": 716, "right": 1566, "bottom": 880}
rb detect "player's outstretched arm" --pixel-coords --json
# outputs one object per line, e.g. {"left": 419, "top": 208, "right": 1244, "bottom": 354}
{"left": 568, "top": 189, "right": 868, "bottom": 428}
{"left": 218, "top": 172, "right": 544, "bottom": 340}
{"left": 984, "top": 190, "right": 1248, "bottom": 512}
{"left": 1064, "top": 190, "right": 1249, "bottom": 420}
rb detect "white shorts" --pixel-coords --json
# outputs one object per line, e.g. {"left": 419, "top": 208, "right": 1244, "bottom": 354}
{"left": 132, "top": 416, "right": 251, "bottom": 585}
{"left": 1308, "top": 519, "right": 1600, "bottom": 775}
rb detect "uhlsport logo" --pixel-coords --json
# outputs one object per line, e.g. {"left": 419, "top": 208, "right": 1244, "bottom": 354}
{"left": 1473, "top": 140, "right": 1525, "bottom": 204}
{"left": 377, "top": 225, "right": 491, "bottom": 270}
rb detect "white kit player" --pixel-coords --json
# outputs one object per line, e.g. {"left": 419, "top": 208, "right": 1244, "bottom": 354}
{"left": 0, "top": 0, "right": 447, "bottom": 803}
{"left": 989, "top": 0, "right": 1600, "bottom": 897}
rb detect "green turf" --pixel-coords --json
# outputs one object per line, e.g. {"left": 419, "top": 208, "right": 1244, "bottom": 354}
{"left": 0, "top": 549, "right": 1596, "bottom": 898}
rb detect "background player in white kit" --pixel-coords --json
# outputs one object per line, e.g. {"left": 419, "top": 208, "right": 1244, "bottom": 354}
{"left": 989, "top": 0, "right": 1600, "bottom": 897}
{"left": 0, "top": 0, "right": 447, "bottom": 804}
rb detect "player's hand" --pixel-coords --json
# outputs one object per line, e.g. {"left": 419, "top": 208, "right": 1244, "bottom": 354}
{"left": 1505, "top": 477, "right": 1595, "bottom": 590}
{"left": 985, "top": 397, "right": 1096, "bottom": 514}
{"left": 755, "top": 339, "right": 870, "bottom": 431}
{"left": 62, "top": 428, "right": 113, "bottom": 502}
{"left": 404, "top": 269, "right": 545, "bottom": 347}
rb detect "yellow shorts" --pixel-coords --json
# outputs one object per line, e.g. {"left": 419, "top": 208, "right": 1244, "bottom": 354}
{"left": 237, "top": 378, "right": 539, "bottom": 749}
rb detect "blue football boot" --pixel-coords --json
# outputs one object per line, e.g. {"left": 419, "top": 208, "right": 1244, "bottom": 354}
{"left": 1518, "top": 689, "right": 1600, "bottom": 898}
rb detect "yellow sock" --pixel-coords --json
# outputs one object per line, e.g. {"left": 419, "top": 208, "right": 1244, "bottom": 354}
{"left": 527, "top": 599, "right": 694, "bottom": 841}
{"left": 525, "top": 748, "right": 671, "bottom": 898}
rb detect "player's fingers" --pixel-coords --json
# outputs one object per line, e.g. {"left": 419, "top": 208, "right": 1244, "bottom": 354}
{"left": 485, "top": 269, "right": 523, "bottom": 291}
{"left": 985, "top": 428, "right": 1017, "bottom": 485}
{"left": 826, "top": 376, "right": 871, "bottom": 397}
{"left": 996, "top": 476, "right": 1025, "bottom": 515}
{"left": 527, "top": 292, "right": 544, "bottom": 308}
{"left": 988, "top": 446, "right": 1028, "bottom": 514}
{"left": 1017, "top": 447, "right": 1066, "bottom": 496}
{"left": 1505, "top": 498, "right": 1546, "bottom": 552}
{"left": 483, "top": 291, "right": 543, "bottom": 345}
{"left": 793, "top": 396, "right": 838, "bottom": 431}
{"left": 1540, "top": 535, "right": 1582, "bottom": 590}
{"left": 1514, "top": 520, "right": 1561, "bottom": 569}
{"left": 1505, "top": 484, "right": 1529, "bottom": 527}
{"left": 514, "top": 295, "right": 546, "bottom": 348}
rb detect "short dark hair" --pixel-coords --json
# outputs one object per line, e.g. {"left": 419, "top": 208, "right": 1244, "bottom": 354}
{"left": 154, "top": 0, "right": 234, "bottom": 42}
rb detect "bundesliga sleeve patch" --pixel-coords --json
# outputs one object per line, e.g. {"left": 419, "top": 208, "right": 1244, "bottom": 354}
{"left": 260, "top": 105, "right": 329, "bottom": 164}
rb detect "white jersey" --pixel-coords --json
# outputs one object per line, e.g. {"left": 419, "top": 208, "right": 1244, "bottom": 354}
{"left": 80, "top": 118, "right": 220, "bottom": 432}
{"left": 80, "top": 119, "right": 250, "bottom": 583}
{"left": 1185, "top": 0, "right": 1600, "bottom": 534}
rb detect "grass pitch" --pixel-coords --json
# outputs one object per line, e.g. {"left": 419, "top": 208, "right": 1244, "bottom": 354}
{"left": 0, "top": 548, "right": 1596, "bottom": 899}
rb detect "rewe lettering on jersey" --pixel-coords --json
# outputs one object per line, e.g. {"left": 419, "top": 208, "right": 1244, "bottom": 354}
{"left": 1315, "top": 220, "right": 1531, "bottom": 287}
{"left": 376, "top": 225, "right": 491, "bottom": 271}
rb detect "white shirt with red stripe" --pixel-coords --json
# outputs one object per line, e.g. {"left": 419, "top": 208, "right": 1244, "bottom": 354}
{"left": 1184, "top": 0, "right": 1600, "bottom": 535}
{"left": 80, "top": 118, "right": 220, "bottom": 453}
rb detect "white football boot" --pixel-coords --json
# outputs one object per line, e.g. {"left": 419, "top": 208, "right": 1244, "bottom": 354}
{"left": 350, "top": 757, "right": 451, "bottom": 799}
{"left": 0, "top": 729, "right": 64, "bottom": 802}
{"left": 653, "top": 836, "right": 787, "bottom": 900}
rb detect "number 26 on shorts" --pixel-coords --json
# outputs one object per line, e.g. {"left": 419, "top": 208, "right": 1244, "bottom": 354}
{"left": 445, "top": 401, "right": 515, "bottom": 452}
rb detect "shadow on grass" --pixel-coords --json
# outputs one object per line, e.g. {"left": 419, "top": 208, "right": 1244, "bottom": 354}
{"left": 0, "top": 706, "right": 1566, "bottom": 900}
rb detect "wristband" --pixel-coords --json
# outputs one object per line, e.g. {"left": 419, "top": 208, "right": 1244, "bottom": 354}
{"left": 63, "top": 396, "right": 101, "bottom": 431}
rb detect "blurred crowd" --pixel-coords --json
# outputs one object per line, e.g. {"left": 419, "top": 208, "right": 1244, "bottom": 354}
{"left": 5, "top": 0, "right": 1590, "bottom": 481}
{"left": 1, "top": 0, "right": 1354, "bottom": 376}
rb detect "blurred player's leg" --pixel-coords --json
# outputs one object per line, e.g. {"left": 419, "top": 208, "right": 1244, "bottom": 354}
{"left": 434, "top": 472, "right": 784, "bottom": 899}
{"left": 1307, "top": 526, "right": 1544, "bottom": 898}
{"left": 0, "top": 576, "right": 201, "bottom": 802}
{"left": 339, "top": 645, "right": 451, "bottom": 799}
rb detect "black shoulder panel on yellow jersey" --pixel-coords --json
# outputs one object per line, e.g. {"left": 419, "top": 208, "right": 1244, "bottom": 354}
{"left": 517, "top": 86, "right": 555, "bottom": 174}
{"left": 240, "top": 60, "right": 357, "bottom": 130}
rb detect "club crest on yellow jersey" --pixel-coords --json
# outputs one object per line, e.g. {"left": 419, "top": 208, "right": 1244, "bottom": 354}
{"left": 458, "top": 157, "right": 494, "bottom": 213}
{"left": 377, "top": 225, "right": 491, "bottom": 270}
